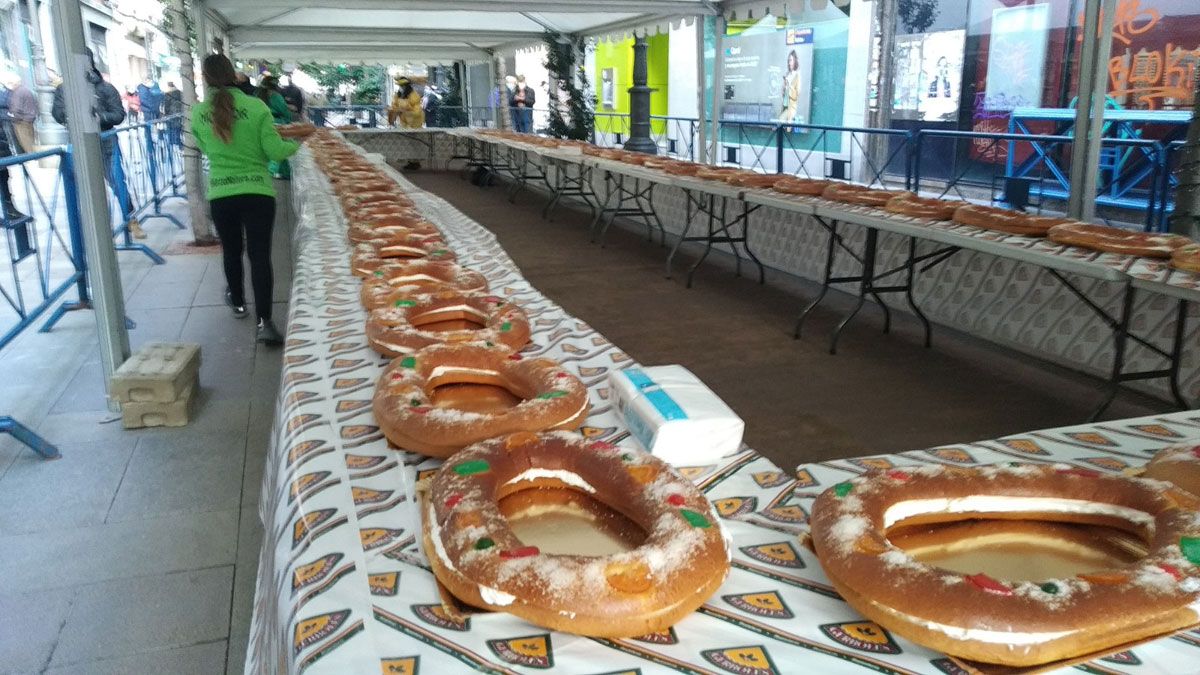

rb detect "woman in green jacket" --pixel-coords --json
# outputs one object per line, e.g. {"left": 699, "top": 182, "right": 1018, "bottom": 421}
{"left": 192, "top": 54, "right": 299, "bottom": 344}
{"left": 257, "top": 75, "right": 293, "bottom": 179}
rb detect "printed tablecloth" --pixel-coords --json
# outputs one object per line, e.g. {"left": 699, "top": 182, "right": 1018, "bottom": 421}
{"left": 246, "top": 140, "right": 1200, "bottom": 675}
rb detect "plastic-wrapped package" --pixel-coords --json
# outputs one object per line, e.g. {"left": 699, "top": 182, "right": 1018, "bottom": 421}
{"left": 609, "top": 365, "right": 744, "bottom": 465}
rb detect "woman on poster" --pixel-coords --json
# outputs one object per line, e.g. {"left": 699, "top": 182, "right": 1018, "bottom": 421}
{"left": 780, "top": 50, "right": 803, "bottom": 123}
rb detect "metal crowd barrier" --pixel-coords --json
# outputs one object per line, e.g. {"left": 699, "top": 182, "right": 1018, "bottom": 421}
{"left": 104, "top": 114, "right": 187, "bottom": 263}
{"left": 0, "top": 147, "right": 94, "bottom": 459}
{"left": 717, "top": 120, "right": 912, "bottom": 188}
{"left": 593, "top": 114, "right": 698, "bottom": 161}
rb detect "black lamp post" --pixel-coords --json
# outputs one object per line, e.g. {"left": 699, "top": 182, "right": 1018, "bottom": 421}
{"left": 623, "top": 36, "right": 658, "bottom": 155}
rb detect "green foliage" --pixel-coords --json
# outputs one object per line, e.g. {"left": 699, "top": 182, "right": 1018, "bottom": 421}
{"left": 298, "top": 63, "right": 387, "bottom": 105}
{"left": 438, "top": 63, "right": 468, "bottom": 127}
{"left": 543, "top": 34, "right": 593, "bottom": 141}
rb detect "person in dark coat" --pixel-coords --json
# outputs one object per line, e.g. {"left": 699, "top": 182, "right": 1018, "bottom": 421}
{"left": 509, "top": 75, "right": 535, "bottom": 133}
{"left": 52, "top": 50, "right": 141, "bottom": 237}
{"left": 136, "top": 77, "right": 163, "bottom": 121}
{"left": 235, "top": 72, "right": 256, "bottom": 96}
{"left": 162, "top": 81, "right": 183, "bottom": 146}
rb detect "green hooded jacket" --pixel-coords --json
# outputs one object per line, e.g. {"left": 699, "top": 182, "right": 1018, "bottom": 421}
{"left": 191, "top": 87, "right": 299, "bottom": 200}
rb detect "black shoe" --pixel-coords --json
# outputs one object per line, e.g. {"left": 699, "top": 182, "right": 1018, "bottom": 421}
{"left": 225, "top": 290, "right": 247, "bottom": 318}
{"left": 256, "top": 318, "right": 284, "bottom": 345}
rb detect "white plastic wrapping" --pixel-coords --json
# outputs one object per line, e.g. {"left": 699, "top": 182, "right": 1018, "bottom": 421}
{"left": 610, "top": 365, "right": 745, "bottom": 465}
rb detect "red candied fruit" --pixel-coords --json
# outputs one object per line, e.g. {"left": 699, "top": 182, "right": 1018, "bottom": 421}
{"left": 499, "top": 546, "right": 539, "bottom": 559}
{"left": 444, "top": 494, "right": 463, "bottom": 509}
{"left": 666, "top": 494, "right": 686, "bottom": 507}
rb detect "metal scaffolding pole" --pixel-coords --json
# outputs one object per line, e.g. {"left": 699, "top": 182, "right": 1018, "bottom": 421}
{"left": 51, "top": 0, "right": 130, "bottom": 408}
{"left": 194, "top": 0, "right": 211, "bottom": 56}
{"left": 708, "top": 14, "right": 725, "bottom": 165}
{"left": 1067, "top": 0, "right": 1117, "bottom": 222}
{"left": 695, "top": 15, "right": 707, "bottom": 164}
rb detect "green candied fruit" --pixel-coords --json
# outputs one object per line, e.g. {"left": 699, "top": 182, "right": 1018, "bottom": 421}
{"left": 474, "top": 537, "right": 495, "bottom": 550}
{"left": 400, "top": 356, "right": 416, "bottom": 369}
{"left": 1039, "top": 582, "right": 1059, "bottom": 595}
{"left": 393, "top": 299, "right": 416, "bottom": 307}
{"left": 500, "top": 321, "right": 512, "bottom": 332}
{"left": 833, "top": 482, "right": 853, "bottom": 498}
{"left": 453, "top": 460, "right": 490, "bottom": 476}
{"left": 1181, "top": 536, "right": 1200, "bottom": 566}
{"left": 679, "top": 509, "right": 712, "bottom": 528}
{"left": 536, "top": 390, "right": 567, "bottom": 400}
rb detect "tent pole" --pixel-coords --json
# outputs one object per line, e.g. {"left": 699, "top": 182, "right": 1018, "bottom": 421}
{"left": 695, "top": 15, "right": 707, "bottom": 164}
{"left": 708, "top": 14, "right": 725, "bottom": 165}
{"left": 1067, "top": 0, "right": 1115, "bottom": 221}
{"left": 1078, "top": 0, "right": 1116, "bottom": 223}
{"left": 51, "top": 0, "right": 130, "bottom": 410}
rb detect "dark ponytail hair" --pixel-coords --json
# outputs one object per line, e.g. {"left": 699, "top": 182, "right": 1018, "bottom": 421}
{"left": 257, "top": 76, "right": 278, "bottom": 105}
{"left": 202, "top": 54, "right": 238, "bottom": 143}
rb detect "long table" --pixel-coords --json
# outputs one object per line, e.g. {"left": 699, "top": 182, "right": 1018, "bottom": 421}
{"left": 458, "top": 130, "right": 1199, "bottom": 417}
{"left": 248, "top": 137, "right": 1200, "bottom": 674}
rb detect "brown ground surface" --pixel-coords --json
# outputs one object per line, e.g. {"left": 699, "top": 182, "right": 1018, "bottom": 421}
{"left": 406, "top": 170, "right": 1162, "bottom": 471}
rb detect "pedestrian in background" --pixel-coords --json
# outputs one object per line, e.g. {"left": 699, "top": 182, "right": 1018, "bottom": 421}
{"left": 52, "top": 50, "right": 143, "bottom": 239}
{"left": 280, "top": 70, "right": 305, "bottom": 119}
{"left": 162, "top": 81, "right": 183, "bottom": 146}
{"left": 123, "top": 88, "right": 140, "bottom": 123}
{"left": 2, "top": 72, "right": 38, "bottom": 155}
{"left": 192, "top": 53, "right": 299, "bottom": 345}
{"left": 137, "top": 77, "right": 163, "bottom": 122}
{"left": 256, "top": 75, "right": 293, "bottom": 180}
{"left": 387, "top": 76, "right": 425, "bottom": 169}
{"left": 510, "top": 75, "right": 535, "bottom": 133}
{"left": 0, "top": 77, "right": 27, "bottom": 221}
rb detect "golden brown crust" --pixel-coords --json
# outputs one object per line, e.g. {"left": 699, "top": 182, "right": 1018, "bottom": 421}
{"left": 373, "top": 344, "right": 589, "bottom": 457}
{"left": 423, "top": 432, "right": 731, "bottom": 636}
{"left": 359, "top": 261, "right": 489, "bottom": 310}
{"left": 724, "top": 172, "right": 782, "bottom": 188}
{"left": 1144, "top": 441, "right": 1200, "bottom": 498}
{"left": 694, "top": 167, "right": 742, "bottom": 181}
{"left": 884, "top": 194, "right": 960, "bottom": 221}
{"left": 365, "top": 291, "right": 530, "bottom": 357}
{"left": 350, "top": 237, "right": 455, "bottom": 277}
{"left": 821, "top": 183, "right": 897, "bottom": 207}
{"left": 951, "top": 204, "right": 1070, "bottom": 237}
{"left": 1171, "top": 244, "right": 1200, "bottom": 274}
{"left": 1048, "top": 223, "right": 1191, "bottom": 258}
{"left": 772, "top": 176, "right": 834, "bottom": 196}
{"left": 810, "top": 464, "right": 1200, "bottom": 666}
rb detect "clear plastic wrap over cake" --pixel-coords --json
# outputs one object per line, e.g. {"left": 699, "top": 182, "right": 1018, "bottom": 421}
{"left": 609, "top": 365, "right": 744, "bottom": 465}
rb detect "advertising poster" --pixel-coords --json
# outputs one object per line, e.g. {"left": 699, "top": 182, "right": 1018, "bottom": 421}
{"left": 982, "top": 4, "right": 1051, "bottom": 111}
{"left": 722, "top": 23, "right": 814, "bottom": 125}
{"left": 892, "top": 29, "right": 965, "bottom": 122}
{"left": 600, "top": 67, "right": 616, "bottom": 110}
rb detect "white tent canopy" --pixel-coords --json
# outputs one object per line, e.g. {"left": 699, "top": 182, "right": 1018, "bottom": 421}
{"left": 212, "top": 0, "right": 721, "bottom": 64}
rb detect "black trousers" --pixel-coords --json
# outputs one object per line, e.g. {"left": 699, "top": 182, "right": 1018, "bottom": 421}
{"left": 210, "top": 194, "right": 276, "bottom": 321}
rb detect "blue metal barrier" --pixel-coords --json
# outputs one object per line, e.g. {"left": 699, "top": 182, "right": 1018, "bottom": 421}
{"left": 0, "top": 146, "right": 92, "bottom": 460}
{"left": 593, "top": 114, "right": 699, "bottom": 161}
{"left": 102, "top": 114, "right": 187, "bottom": 264}
{"left": 911, "top": 129, "right": 1167, "bottom": 230}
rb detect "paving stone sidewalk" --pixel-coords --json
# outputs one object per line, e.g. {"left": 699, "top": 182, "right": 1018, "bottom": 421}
{"left": 0, "top": 187, "right": 293, "bottom": 675}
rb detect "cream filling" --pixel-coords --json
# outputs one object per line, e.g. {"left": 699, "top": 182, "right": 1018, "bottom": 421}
{"left": 418, "top": 303, "right": 484, "bottom": 318}
{"left": 389, "top": 273, "right": 446, "bottom": 284}
{"left": 479, "top": 585, "right": 516, "bottom": 606}
{"left": 428, "top": 366, "right": 502, "bottom": 381}
{"left": 427, "top": 502, "right": 516, "bottom": 606}
{"left": 375, "top": 340, "right": 415, "bottom": 354}
{"left": 883, "top": 497, "right": 1155, "bottom": 533}
{"left": 504, "top": 468, "right": 596, "bottom": 493}
{"left": 872, "top": 600, "right": 1077, "bottom": 646}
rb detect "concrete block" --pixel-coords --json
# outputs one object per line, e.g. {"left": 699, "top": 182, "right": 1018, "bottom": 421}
{"left": 121, "top": 379, "right": 196, "bottom": 429}
{"left": 110, "top": 342, "right": 201, "bottom": 403}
